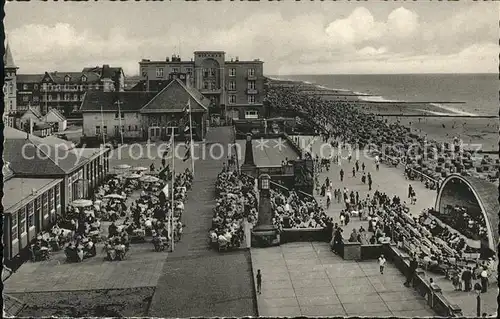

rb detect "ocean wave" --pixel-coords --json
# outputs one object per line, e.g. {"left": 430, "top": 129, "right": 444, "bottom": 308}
{"left": 415, "top": 109, "right": 453, "bottom": 116}
{"left": 358, "top": 95, "right": 403, "bottom": 103}
{"left": 429, "top": 103, "right": 477, "bottom": 116}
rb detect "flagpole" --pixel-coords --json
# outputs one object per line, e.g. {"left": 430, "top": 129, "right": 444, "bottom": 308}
{"left": 188, "top": 99, "right": 195, "bottom": 177}
{"left": 170, "top": 126, "right": 175, "bottom": 252}
{"left": 100, "top": 104, "right": 106, "bottom": 145}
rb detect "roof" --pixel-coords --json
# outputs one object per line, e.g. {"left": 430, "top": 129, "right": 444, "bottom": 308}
{"left": 72, "top": 147, "right": 108, "bottom": 159}
{"left": 17, "top": 74, "right": 44, "bottom": 83}
{"left": 34, "top": 122, "right": 53, "bottom": 130}
{"left": 82, "top": 65, "right": 123, "bottom": 79}
{"left": 3, "top": 294, "right": 25, "bottom": 317}
{"left": 44, "top": 71, "right": 101, "bottom": 84}
{"left": 4, "top": 42, "right": 17, "bottom": 69}
{"left": 46, "top": 108, "right": 67, "bottom": 121}
{"left": 23, "top": 107, "right": 43, "bottom": 120}
{"left": 40, "top": 135, "right": 75, "bottom": 150}
{"left": 4, "top": 126, "right": 86, "bottom": 175}
{"left": 436, "top": 174, "right": 499, "bottom": 249}
{"left": 127, "top": 80, "right": 147, "bottom": 91}
{"left": 3, "top": 177, "right": 63, "bottom": 212}
{"left": 3, "top": 163, "right": 15, "bottom": 182}
{"left": 80, "top": 91, "right": 156, "bottom": 112}
{"left": 140, "top": 79, "right": 209, "bottom": 113}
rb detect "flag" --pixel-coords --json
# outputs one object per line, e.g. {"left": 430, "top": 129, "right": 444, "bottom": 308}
{"left": 183, "top": 147, "right": 191, "bottom": 162}
{"left": 159, "top": 165, "right": 170, "bottom": 180}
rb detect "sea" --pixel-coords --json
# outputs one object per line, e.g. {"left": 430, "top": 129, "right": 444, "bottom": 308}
{"left": 272, "top": 74, "right": 499, "bottom": 116}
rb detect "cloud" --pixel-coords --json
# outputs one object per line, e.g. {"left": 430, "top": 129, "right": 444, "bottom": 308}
{"left": 6, "top": 6, "right": 497, "bottom": 75}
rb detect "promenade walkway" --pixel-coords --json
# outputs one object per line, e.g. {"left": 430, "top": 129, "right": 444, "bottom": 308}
{"left": 148, "top": 127, "right": 257, "bottom": 317}
{"left": 293, "top": 135, "right": 498, "bottom": 317}
{"left": 251, "top": 242, "right": 435, "bottom": 317}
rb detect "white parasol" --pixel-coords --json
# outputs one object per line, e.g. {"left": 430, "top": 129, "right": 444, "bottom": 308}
{"left": 140, "top": 175, "right": 160, "bottom": 183}
{"left": 104, "top": 194, "right": 126, "bottom": 200}
{"left": 114, "top": 164, "right": 131, "bottom": 170}
{"left": 71, "top": 199, "right": 93, "bottom": 207}
{"left": 132, "top": 166, "right": 148, "bottom": 172}
{"left": 125, "top": 173, "right": 141, "bottom": 179}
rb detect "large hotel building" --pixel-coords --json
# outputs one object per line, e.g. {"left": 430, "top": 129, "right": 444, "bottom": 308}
{"left": 138, "top": 51, "right": 265, "bottom": 121}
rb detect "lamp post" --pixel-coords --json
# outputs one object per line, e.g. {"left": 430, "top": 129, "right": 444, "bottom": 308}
{"left": 474, "top": 283, "right": 482, "bottom": 317}
{"left": 251, "top": 174, "right": 279, "bottom": 247}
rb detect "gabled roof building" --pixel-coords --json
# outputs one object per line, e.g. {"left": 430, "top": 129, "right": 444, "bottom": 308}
{"left": 80, "top": 77, "right": 209, "bottom": 143}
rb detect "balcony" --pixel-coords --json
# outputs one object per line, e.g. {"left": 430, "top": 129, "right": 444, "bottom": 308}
{"left": 246, "top": 88, "right": 258, "bottom": 95}
{"left": 246, "top": 74, "right": 257, "bottom": 80}
{"left": 199, "top": 88, "right": 222, "bottom": 94}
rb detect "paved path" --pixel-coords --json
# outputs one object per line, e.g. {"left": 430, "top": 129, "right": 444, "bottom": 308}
{"left": 148, "top": 127, "right": 257, "bottom": 317}
{"left": 252, "top": 242, "right": 435, "bottom": 317}
{"left": 294, "top": 135, "right": 498, "bottom": 317}
{"left": 236, "top": 138, "right": 300, "bottom": 167}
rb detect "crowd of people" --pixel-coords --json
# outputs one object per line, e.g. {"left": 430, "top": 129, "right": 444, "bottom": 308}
{"left": 429, "top": 205, "right": 488, "bottom": 242}
{"left": 265, "top": 84, "right": 493, "bottom": 184}
{"left": 210, "top": 168, "right": 258, "bottom": 251}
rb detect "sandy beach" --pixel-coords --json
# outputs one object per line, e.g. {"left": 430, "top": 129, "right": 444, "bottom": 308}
{"left": 283, "top": 79, "right": 498, "bottom": 155}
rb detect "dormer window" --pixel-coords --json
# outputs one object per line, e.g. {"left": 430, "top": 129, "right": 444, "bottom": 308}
{"left": 64, "top": 75, "right": 70, "bottom": 82}
{"left": 81, "top": 75, "right": 87, "bottom": 82}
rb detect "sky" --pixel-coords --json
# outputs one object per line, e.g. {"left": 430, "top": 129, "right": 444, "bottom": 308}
{"left": 5, "top": 1, "right": 499, "bottom": 76}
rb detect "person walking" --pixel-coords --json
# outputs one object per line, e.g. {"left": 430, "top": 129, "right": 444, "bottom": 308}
{"left": 368, "top": 177, "right": 373, "bottom": 191}
{"left": 256, "top": 269, "right": 262, "bottom": 294}
{"left": 362, "top": 162, "right": 365, "bottom": 171}
{"left": 405, "top": 255, "right": 418, "bottom": 286}
{"left": 355, "top": 160, "right": 359, "bottom": 172}
{"left": 352, "top": 167, "right": 356, "bottom": 177}
{"left": 408, "top": 184, "right": 413, "bottom": 199}
{"left": 462, "top": 267, "right": 472, "bottom": 292}
{"left": 378, "top": 254, "right": 386, "bottom": 274}
{"left": 480, "top": 267, "right": 488, "bottom": 292}
{"left": 361, "top": 173, "right": 366, "bottom": 184}
{"left": 340, "top": 169, "right": 344, "bottom": 182}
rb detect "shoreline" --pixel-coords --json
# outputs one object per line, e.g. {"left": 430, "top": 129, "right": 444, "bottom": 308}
{"left": 267, "top": 77, "right": 498, "bottom": 155}
{"left": 268, "top": 76, "right": 485, "bottom": 117}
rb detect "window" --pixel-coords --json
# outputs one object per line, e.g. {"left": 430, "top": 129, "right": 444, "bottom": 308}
{"left": 156, "top": 68, "right": 164, "bottom": 78}
{"left": 56, "top": 85, "right": 61, "bottom": 91}
{"left": 80, "top": 94, "right": 85, "bottom": 100}
{"left": 73, "top": 94, "right": 78, "bottom": 101}
{"left": 248, "top": 68, "right": 255, "bottom": 77}
{"left": 229, "top": 95, "right": 236, "bottom": 104}
{"left": 9, "top": 101, "right": 12, "bottom": 110}
{"left": 35, "top": 196, "right": 41, "bottom": 223}
{"left": 55, "top": 184, "right": 60, "bottom": 207}
{"left": 56, "top": 94, "right": 61, "bottom": 100}
{"left": 229, "top": 68, "right": 236, "bottom": 77}
{"left": 34, "top": 84, "right": 38, "bottom": 90}
{"left": 64, "top": 84, "right": 69, "bottom": 90}
{"left": 72, "top": 85, "right": 77, "bottom": 90}
{"left": 209, "top": 68, "right": 216, "bottom": 76}
{"left": 42, "top": 192, "right": 48, "bottom": 217}
{"left": 248, "top": 95, "right": 256, "bottom": 104}
{"left": 48, "top": 188, "right": 54, "bottom": 212}
{"left": 33, "top": 96, "right": 39, "bottom": 102}
{"left": 65, "top": 75, "right": 70, "bottom": 82}
{"left": 245, "top": 110, "right": 258, "bottom": 119}
{"left": 203, "top": 68, "right": 209, "bottom": 78}
{"left": 82, "top": 84, "right": 87, "bottom": 90}
{"left": 172, "top": 68, "right": 179, "bottom": 73}
{"left": 115, "top": 112, "right": 119, "bottom": 119}
{"left": 11, "top": 213, "right": 18, "bottom": 241}
{"left": 48, "top": 95, "right": 52, "bottom": 101}
{"left": 96, "top": 126, "right": 101, "bottom": 135}
{"left": 128, "top": 125, "right": 132, "bottom": 131}
{"left": 19, "top": 208, "right": 26, "bottom": 235}
{"left": 22, "top": 96, "right": 29, "bottom": 102}
{"left": 141, "top": 68, "right": 147, "bottom": 77}
{"left": 28, "top": 202, "right": 34, "bottom": 228}
{"left": 135, "top": 125, "right": 138, "bottom": 131}
{"left": 203, "top": 82, "right": 209, "bottom": 89}
{"left": 42, "top": 83, "right": 47, "bottom": 91}
{"left": 229, "top": 81, "right": 236, "bottom": 91}
{"left": 186, "top": 68, "right": 192, "bottom": 74}
{"left": 248, "top": 81, "right": 256, "bottom": 89}
{"left": 23, "top": 84, "right": 28, "bottom": 90}
{"left": 114, "top": 125, "right": 119, "bottom": 135}
{"left": 64, "top": 94, "right": 69, "bottom": 101}
{"left": 81, "top": 75, "right": 87, "bottom": 82}
{"left": 103, "top": 126, "right": 107, "bottom": 134}
{"left": 121, "top": 125, "right": 125, "bottom": 133}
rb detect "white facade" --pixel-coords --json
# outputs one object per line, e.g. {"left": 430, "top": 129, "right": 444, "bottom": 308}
{"left": 19, "top": 110, "right": 43, "bottom": 131}
{"left": 83, "top": 112, "right": 142, "bottom": 139}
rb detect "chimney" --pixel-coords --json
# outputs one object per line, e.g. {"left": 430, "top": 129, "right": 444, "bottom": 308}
{"left": 186, "top": 74, "right": 190, "bottom": 88}
{"left": 235, "top": 56, "right": 239, "bottom": 62}
{"left": 166, "top": 57, "right": 170, "bottom": 62}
